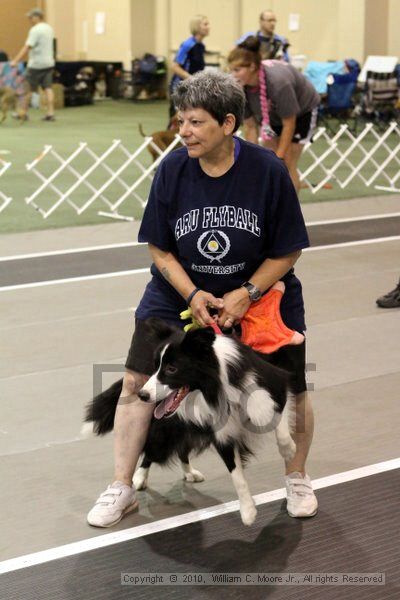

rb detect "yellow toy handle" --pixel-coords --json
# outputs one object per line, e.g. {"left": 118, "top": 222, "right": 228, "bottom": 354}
{"left": 180, "top": 307, "right": 202, "bottom": 332}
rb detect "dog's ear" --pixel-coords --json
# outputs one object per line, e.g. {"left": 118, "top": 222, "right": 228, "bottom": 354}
{"left": 182, "top": 326, "right": 216, "bottom": 351}
{"left": 144, "top": 317, "right": 178, "bottom": 342}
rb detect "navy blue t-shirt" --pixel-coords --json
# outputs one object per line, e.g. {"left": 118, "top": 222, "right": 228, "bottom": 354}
{"left": 136, "top": 138, "right": 310, "bottom": 331}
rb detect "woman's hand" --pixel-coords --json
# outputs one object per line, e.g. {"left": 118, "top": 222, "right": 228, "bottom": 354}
{"left": 218, "top": 288, "right": 251, "bottom": 329}
{"left": 190, "top": 291, "right": 224, "bottom": 327}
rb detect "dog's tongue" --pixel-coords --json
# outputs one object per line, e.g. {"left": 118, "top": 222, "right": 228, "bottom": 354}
{"left": 154, "top": 390, "right": 178, "bottom": 420}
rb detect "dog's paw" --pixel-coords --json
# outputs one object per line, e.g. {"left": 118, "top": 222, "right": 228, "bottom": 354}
{"left": 80, "top": 422, "right": 94, "bottom": 438}
{"left": 240, "top": 502, "right": 257, "bottom": 526}
{"left": 183, "top": 468, "right": 205, "bottom": 483}
{"left": 279, "top": 439, "right": 296, "bottom": 462}
{"left": 133, "top": 467, "right": 148, "bottom": 490}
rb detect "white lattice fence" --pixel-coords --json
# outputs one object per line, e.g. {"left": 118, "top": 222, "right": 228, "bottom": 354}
{"left": 299, "top": 121, "right": 400, "bottom": 193}
{"left": 23, "top": 122, "right": 400, "bottom": 221}
{"left": 0, "top": 159, "right": 12, "bottom": 212}
{"left": 25, "top": 135, "right": 181, "bottom": 220}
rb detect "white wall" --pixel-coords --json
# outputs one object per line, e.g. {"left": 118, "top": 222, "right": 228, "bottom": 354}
{"left": 387, "top": 0, "right": 400, "bottom": 59}
{"left": 169, "top": 0, "right": 240, "bottom": 57}
{"left": 47, "top": 0, "right": 132, "bottom": 66}
{"left": 44, "top": 0, "right": 398, "bottom": 67}
{"left": 337, "top": 0, "right": 365, "bottom": 62}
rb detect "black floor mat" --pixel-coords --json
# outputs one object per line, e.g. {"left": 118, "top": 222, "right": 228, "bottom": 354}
{"left": 1, "top": 215, "right": 399, "bottom": 287}
{"left": 1, "top": 469, "right": 399, "bottom": 600}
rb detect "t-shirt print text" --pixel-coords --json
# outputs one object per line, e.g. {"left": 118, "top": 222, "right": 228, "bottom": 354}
{"left": 175, "top": 206, "right": 261, "bottom": 240}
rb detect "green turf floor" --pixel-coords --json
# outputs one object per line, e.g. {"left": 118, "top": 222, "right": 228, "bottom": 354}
{"left": 0, "top": 99, "right": 397, "bottom": 234}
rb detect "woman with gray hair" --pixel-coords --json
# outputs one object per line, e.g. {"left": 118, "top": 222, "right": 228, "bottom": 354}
{"left": 87, "top": 70, "right": 317, "bottom": 528}
{"left": 168, "top": 15, "right": 210, "bottom": 119}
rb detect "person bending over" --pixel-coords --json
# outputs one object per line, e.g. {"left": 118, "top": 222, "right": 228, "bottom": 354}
{"left": 229, "top": 37, "right": 319, "bottom": 192}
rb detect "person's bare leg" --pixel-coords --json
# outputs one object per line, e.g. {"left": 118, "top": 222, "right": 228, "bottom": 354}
{"left": 285, "top": 143, "right": 304, "bottom": 193}
{"left": 22, "top": 90, "right": 31, "bottom": 116}
{"left": 285, "top": 391, "right": 314, "bottom": 476}
{"left": 44, "top": 86, "right": 54, "bottom": 116}
{"left": 263, "top": 139, "right": 303, "bottom": 192}
{"left": 284, "top": 391, "right": 317, "bottom": 517}
{"left": 262, "top": 138, "right": 279, "bottom": 152}
{"left": 113, "top": 369, "right": 154, "bottom": 485}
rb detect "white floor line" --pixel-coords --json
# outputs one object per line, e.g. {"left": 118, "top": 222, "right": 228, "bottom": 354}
{"left": 0, "top": 457, "right": 398, "bottom": 575}
{"left": 0, "top": 268, "right": 150, "bottom": 292}
{"left": 0, "top": 357, "right": 127, "bottom": 382}
{"left": 0, "top": 211, "right": 399, "bottom": 262}
{"left": 1, "top": 236, "right": 400, "bottom": 293}
{"left": 0, "top": 241, "right": 143, "bottom": 262}
{"left": 306, "top": 235, "right": 400, "bottom": 252}
{"left": 0, "top": 307, "right": 136, "bottom": 331}
{"left": 306, "top": 212, "right": 400, "bottom": 227}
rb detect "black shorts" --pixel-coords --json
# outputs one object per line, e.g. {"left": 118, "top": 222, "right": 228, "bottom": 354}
{"left": 272, "top": 107, "right": 318, "bottom": 144}
{"left": 26, "top": 67, "right": 53, "bottom": 91}
{"left": 262, "top": 338, "right": 307, "bottom": 395}
{"left": 125, "top": 319, "right": 307, "bottom": 395}
{"left": 125, "top": 319, "right": 166, "bottom": 376}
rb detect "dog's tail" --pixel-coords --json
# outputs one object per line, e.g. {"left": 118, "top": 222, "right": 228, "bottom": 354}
{"left": 81, "top": 378, "right": 123, "bottom": 437}
{"left": 138, "top": 123, "right": 148, "bottom": 138}
{"left": 275, "top": 393, "right": 296, "bottom": 462}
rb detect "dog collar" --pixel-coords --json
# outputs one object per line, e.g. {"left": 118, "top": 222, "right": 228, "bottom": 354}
{"left": 209, "top": 321, "right": 223, "bottom": 335}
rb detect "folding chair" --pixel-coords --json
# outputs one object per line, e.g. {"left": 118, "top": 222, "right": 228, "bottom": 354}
{"left": 363, "top": 70, "right": 399, "bottom": 130}
{"left": 318, "top": 71, "right": 359, "bottom": 134}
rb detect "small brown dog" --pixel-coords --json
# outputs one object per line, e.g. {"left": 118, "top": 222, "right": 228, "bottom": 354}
{"left": 0, "top": 86, "right": 25, "bottom": 123}
{"left": 138, "top": 115, "right": 181, "bottom": 161}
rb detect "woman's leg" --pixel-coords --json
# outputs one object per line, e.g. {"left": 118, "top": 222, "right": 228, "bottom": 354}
{"left": 284, "top": 391, "right": 314, "bottom": 475}
{"left": 283, "top": 143, "right": 304, "bottom": 193}
{"left": 113, "top": 369, "right": 154, "bottom": 485}
{"left": 284, "top": 391, "right": 318, "bottom": 518}
{"left": 262, "top": 138, "right": 279, "bottom": 152}
{"left": 262, "top": 138, "right": 304, "bottom": 193}
{"left": 87, "top": 368, "right": 154, "bottom": 527}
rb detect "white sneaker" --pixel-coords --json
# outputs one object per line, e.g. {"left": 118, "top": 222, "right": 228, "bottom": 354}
{"left": 87, "top": 481, "right": 138, "bottom": 527}
{"left": 285, "top": 472, "right": 318, "bottom": 518}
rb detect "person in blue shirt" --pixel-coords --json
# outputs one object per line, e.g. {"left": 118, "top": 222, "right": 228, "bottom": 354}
{"left": 237, "top": 9, "right": 290, "bottom": 62}
{"left": 168, "top": 15, "right": 210, "bottom": 120}
{"left": 87, "top": 70, "right": 318, "bottom": 528}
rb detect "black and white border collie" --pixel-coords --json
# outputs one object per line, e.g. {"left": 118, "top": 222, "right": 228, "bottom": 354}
{"left": 84, "top": 318, "right": 296, "bottom": 526}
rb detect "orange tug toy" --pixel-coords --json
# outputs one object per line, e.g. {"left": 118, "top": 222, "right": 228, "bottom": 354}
{"left": 240, "top": 281, "right": 304, "bottom": 353}
{"left": 180, "top": 281, "right": 304, "bottom": 354}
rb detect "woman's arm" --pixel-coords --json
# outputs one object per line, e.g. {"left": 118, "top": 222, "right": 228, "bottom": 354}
{"left": 149, "top": 244, "right": 223, "bottom": 326}
{"left": 243, "top": 117, "right": 259, "bottom": 144}
{"left": 218, "top": 250, "right": 302, "bottom": 327}
{"left": 247, "top": 250, "right": 301, "bottom": 291}
{"left": 171, "top": 62, "right": 190, "bottom": 80}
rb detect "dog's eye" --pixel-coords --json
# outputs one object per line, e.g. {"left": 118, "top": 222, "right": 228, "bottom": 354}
{"left": 165, "top": 365, "right": 177, "bottom": 375}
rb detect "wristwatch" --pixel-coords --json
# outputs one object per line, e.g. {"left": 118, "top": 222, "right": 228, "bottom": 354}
{"left": 241, "top": 281, "right": 262, "bottom": 302}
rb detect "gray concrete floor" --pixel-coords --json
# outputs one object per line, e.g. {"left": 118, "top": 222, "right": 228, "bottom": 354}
{"left": 0, "top": 196, "right": 399, "bottom": 561}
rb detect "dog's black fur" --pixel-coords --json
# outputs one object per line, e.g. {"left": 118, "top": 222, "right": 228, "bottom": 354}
{"left": 85, "top": 376, "right": 213, "bottom": 467}
{"left": 84, "top": 319, "right": 295, "bottom": 525}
